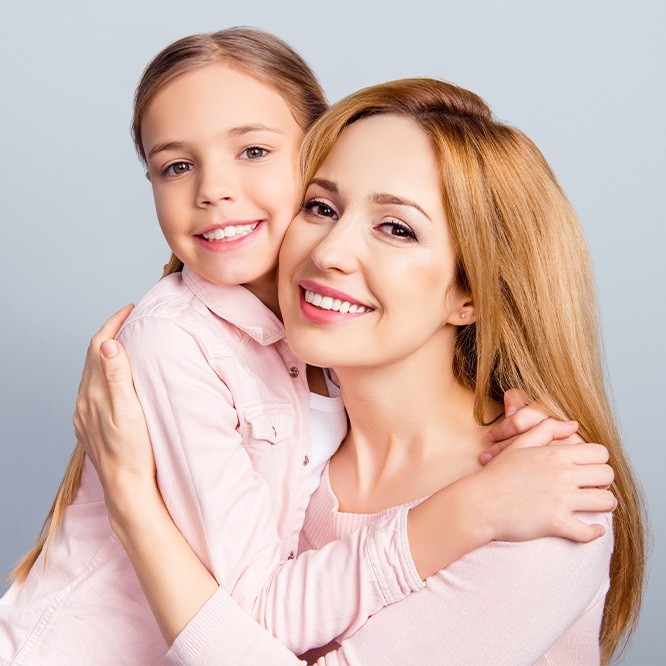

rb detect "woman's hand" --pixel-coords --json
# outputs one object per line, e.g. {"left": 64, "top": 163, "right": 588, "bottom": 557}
{"left": 73, "top": 305, "right": 157, "bottom": 512}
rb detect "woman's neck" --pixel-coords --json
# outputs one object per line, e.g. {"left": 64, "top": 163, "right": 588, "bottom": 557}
{"left": 331, "top": 338, "right": 497, "bottom": 512}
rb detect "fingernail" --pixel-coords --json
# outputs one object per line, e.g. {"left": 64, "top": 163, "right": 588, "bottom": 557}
{"left": 100, "top": 340, "right": 119, "bottom": 358}
{"left": 481, "top": 452, "right": 493, "bottom": 464}
{"left": 487, "top": 431, "right": 497, "bottom": 442}
{"left": 506, "top": 406, "right": 518, "bottom": 416}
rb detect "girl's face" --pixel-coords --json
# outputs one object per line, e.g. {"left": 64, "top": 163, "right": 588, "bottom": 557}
{"left": 278, "top": 114, "right": 471, "bottom": 370}
{"left": 141, "top": 64, "right": 304, "bottom": 305}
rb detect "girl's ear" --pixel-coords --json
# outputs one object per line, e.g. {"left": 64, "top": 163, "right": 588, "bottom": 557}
{"left": 145, "top": 171, "right": 151, "bottom": 182}
{"left": 446, "top": 296, "right": 475, "bottom": 327}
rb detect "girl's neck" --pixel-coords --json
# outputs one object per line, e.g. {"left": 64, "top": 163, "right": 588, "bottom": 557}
{"left": 242, "top": 270, "right": 281, "bottom": 319}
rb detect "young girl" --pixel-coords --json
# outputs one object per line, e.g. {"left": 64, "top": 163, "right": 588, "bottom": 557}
{"left": 1, "top": 30, "right": 619, "bottom": 665}
{"left": 75, "top": 77, "right": 645, "bottom": 665}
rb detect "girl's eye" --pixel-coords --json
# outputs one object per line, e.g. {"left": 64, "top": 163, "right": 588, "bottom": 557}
{"left": 240, "top": 146, "right": 269, "bottom": 160}
{"left": 302, "top": 199, "right": 338, "bottom": 219}
{"left": 163, "top": 161, "right": 193, "bottom": 176}
{"left": 378, "top": 221, "right": 417, "bottom": 241}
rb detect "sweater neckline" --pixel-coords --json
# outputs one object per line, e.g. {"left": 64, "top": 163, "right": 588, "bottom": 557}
{"left": 321, "top": 461, "right": 429, "bottom": 522}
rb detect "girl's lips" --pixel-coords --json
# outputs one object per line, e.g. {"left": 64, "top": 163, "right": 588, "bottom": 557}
{"left": 194, "top": 220, "right": 265, "bottom": 252}
{"left": 298, "top": 287, "right": 373, "bottom": 324}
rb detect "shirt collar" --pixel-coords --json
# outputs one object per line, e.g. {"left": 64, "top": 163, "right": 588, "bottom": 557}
{"left": 182, "top": 266, "right": 286, "bottom": 346}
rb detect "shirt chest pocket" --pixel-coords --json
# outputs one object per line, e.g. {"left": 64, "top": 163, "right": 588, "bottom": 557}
{"left": 242, "top": 403, "right": 294, "bottom": 495}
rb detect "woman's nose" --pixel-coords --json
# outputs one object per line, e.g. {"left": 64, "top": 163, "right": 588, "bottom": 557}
{"left": 310, "top": 215, "right": 361, "bottom": 274}
{"left": 195, "top": 165, "right": 237, "bottom": 207}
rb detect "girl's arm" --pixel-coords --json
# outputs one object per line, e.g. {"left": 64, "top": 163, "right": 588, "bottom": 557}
{"left": 76, "top": 316, "right": 614, "bottom": 658}
{"left": 99, "top": 311, "right": 421, "bottom": 654}
{"left": 166, "top": 512, "right": 613, "bottom": 666}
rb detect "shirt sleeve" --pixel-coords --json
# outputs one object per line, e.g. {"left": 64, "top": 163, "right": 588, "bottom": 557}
{"left": 166, "top": 513, "right": 613, "bottom": 666}
{"left": 118, "top": 315, "right": 421, "bottom": 655}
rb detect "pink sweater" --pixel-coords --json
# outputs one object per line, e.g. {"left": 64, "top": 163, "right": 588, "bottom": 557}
{"left": 0, "top": 269, "right": 420, "bottom": 665}
{"left": 168, "top": 464, "right": 613, "bottom": 665}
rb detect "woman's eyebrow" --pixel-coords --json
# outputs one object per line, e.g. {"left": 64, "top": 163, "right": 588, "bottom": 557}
{"left": 371, "top": 192, "right": 432, "bottom": 221}
{"left": 309, "top": 178, "right": 338, "bottom": 193}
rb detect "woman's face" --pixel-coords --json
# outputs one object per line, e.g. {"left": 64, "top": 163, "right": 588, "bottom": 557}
{"left": 141, "top": 64, "right": 304, "bottom": 302}
{"left": 278, "top": 114, "right": 470, "bottom": 370}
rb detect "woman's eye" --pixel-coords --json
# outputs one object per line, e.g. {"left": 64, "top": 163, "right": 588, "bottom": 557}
{"left": 378, "top": 221, "right": 417, "bottom": 240}
{"left": 163, "top": 162, "right": 192, "bottom": 176}
{"left": 240, "top": 146, "right": 269, "bottom": 160}
{"left": 302, "top": 199, "right": 338, "bottom": 219}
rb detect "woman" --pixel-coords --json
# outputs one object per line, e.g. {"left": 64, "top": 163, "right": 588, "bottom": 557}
{"left": 76, "top": 78, "right": 645, "bottom": 663}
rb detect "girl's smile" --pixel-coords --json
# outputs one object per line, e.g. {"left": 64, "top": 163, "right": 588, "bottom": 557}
{"left": 141, "top": 64, "right": 304, "bottom": 309}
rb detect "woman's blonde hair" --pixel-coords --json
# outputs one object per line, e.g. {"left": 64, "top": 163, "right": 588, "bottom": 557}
{"left": 297, "top": 78, "right": 646, "bottom": 663}
{"left": 10, "top": 26, "right": 327, "bottom": 583}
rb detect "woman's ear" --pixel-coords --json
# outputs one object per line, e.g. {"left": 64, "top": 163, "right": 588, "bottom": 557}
{"left": 145, "top": 171, "right": 151, "bottom": 182}
{"left": 446, "top": 297, "right": 475, "bottom": 327}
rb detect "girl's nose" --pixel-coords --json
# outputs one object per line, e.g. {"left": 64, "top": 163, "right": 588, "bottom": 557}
{"left": 195, "top": 166, "right": 237, "bottom": 207}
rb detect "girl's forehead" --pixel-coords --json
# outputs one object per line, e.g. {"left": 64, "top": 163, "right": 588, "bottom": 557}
{"left": 142, "top": 64, "right": 303, "bottom": 143}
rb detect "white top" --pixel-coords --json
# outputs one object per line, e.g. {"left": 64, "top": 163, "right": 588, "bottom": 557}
{"left": 308, "top": 371, "right": 347, "bottom": 495}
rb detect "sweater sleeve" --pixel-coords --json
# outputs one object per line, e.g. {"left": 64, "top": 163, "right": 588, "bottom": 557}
{"left": 118, "top": 315, "right": 421, "bottom": 655}
{"left": 167, "top": 513, "right": 613, "bottom": 666}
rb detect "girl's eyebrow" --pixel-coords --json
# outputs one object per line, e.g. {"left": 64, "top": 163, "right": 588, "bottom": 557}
{"left": 227, "top": 123, "right": 285, "bottom": 137}
{"left": 147, "top": 141, "right": 188, "bottom": 159}
{"left": 147, "top": 125, "right": 285, "bottom": 159}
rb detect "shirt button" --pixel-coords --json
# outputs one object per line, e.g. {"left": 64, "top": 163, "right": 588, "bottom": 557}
{"left": 289, "top": 366, "right": 299, "bottom": 378}
{"left": 303, "top": 455, "right": 309, "bottom": 466}
{"left": 288, "top": 551, "right": 295, "bottom": 560}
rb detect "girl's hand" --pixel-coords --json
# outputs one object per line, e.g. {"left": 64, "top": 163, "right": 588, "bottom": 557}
{"left": 474, "top": 418, "right": 615, "bottom": 544}
{"left": 480, "top": 389, "right": 583, "bottom": 464}
{"left": 73, "top": 306, "right": 157, "bottom": 509}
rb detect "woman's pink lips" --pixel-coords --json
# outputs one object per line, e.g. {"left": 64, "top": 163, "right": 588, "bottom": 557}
{"left": 299, "top": 280, "right": 369, "bottom": 308}
{"left": 193, "top": 220, "right": 265, "bottom": 252}
{"left": 298, "top": 288, "right": 373, "bottom": 324}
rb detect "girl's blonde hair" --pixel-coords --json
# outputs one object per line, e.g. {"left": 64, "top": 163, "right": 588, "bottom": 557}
{"left": 297, "top": 78, "right": 646, "bottom": 663}
{"left": 11, "top": 26, "right": 327, "bottom": 583}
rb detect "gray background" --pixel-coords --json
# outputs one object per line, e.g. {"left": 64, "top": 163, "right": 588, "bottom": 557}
{"left": 1, "top": 1, "right": 663, "bottom": 663}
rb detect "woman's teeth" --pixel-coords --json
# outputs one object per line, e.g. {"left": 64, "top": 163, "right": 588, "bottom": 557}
{"left": 304, "top": 289, "right": 371, "bottom": 313}
{"left": 201, "top": 223, "right": 258, "bottom": 241}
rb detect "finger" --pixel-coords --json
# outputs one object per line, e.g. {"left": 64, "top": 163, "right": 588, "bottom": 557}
{"left": 565, "top": 442, "right": 609, "bottom": 465}
{"left": 80, "top": 305, "right": 135, "bottom": 394}
{"left": 481, "top": 417, "right": 579, "bottom": 464}
{"left": 479, "top": 442, "right": 504, "bottom": 465}
{"left": 503, "top": 389, "right": 529, "bottom": 417}
{"left": 573, "top": 488, "right": 617, "bottom": 512}
{"left": 488, "top": 406, "right": 550, "bottom": 442}
{"left": 557, "top": 519, "right": 606, "bottom": 543}
{"left": 504, "top": 418, "right": 579, "bottom": 451}
{"left": 96, "top": 304, "right": 135, "bottom": 341}
{"left": 574, "top": 464, "right": 615, "bottom": 488}
{"left": 98, "top": 340, "right": 142, "bottom": 425}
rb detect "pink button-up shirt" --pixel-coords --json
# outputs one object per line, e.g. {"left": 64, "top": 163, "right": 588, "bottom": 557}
{"left": 0, "top": 268, "right": 421, "bottom": 665}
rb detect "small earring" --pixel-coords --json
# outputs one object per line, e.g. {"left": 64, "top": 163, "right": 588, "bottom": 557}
{"left": 460, "top": 312, "right": 467, "bottom": 319}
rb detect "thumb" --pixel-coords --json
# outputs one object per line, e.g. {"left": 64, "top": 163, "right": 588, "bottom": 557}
{"left": 503, "top": 389, "right": 528, "bottom": 417}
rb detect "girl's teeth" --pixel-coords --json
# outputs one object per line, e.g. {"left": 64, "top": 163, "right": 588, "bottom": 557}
{"left": 202, "top": 223, "right": 257, "bottom": 241}
{"left": 303, "top": 290, "right": 370, "bottom": 314}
